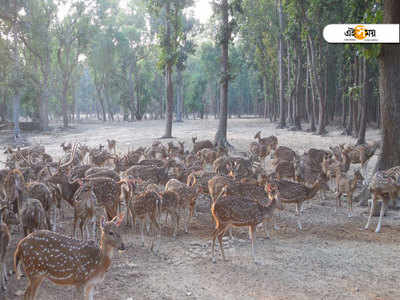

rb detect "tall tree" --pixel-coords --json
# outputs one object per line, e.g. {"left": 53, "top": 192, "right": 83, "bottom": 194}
{"left": 376, "top": 0, "right": 400, "bottom": 170}
{"left": 213, "top": 0, "right": 242, "bottom": 147}
{"left": 148, "top": 0, "right": 194, "bottom": 138}
{"left": 56, "top": 1, "right": 91, "bottom": 128}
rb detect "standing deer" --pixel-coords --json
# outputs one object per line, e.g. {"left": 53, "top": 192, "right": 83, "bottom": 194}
{"left": 14, "top": 214, "right": 125, "bottom": 300}
{"left": 107, "top": 139, "right": 117, "bottom": 154}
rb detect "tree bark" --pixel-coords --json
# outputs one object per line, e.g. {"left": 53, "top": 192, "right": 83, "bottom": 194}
{"left": 214, "top": 0, "right": 230, "bottom": 147}
{"left": 162, "top": 2, "right": 174, "bottom": 138}
{"left": 357, "top": 56, "right": 367, "bottom": 145}
{"left": 277, "top": 0, "right": 286, "bottom": 128}
{"left": 375, "top": 0, "right": 400, "bottom": 170}
{"left": 176, "top": 67, "right": 183, "bottom": 122}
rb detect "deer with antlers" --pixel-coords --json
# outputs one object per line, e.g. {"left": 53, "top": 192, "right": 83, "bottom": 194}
{"left": 14, "top": 214, "right": 125, "bottom": 300}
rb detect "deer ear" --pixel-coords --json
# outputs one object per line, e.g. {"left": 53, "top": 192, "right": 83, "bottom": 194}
{"left": 114, "top": 214, "right": 124, "bottom": 227}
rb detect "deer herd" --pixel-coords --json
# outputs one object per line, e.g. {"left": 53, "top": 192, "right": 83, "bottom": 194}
{"left": 0, "top": 132, "right": 398, "bottom": 299}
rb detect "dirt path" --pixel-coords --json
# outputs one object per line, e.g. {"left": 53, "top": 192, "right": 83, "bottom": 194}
{"left": 1, "top": 118, "right": 399, "bottom": 300}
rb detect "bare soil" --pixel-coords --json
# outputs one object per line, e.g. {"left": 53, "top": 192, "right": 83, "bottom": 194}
{"left": 1, "top": 118, "right": 399, "bottom": 300}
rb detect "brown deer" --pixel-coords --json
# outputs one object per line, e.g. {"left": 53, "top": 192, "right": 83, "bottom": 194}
{"left": 268, "top": 173, "right": 327, "bottom": 230}
{"left": 345, "top": 141, "right": 380, "bottom": 183}
{"left": 14, "top": 214, "right": 125, "bottom": 300}
{"left": 253, "top": 132, "right": 278, "bottom": 167}
{"left": 73, "top": 184, "right": 98, "bottom": 240}
{"left": 192, "top": 137, "right": 214, "bottom": 153}
{"left": 335, "top": 170, "right": 364, "bottom": 217}
{"left": 271, "top": 146, "right": 298, "bottom": 166}
{"left": 165, "top": 179, "right": 198, "bottom": 233}
{"left": 211, "top": 185, "right": 282, "bottom": 264}
{"left": 27, "top": 182, "right": 56, "bottom": 231}
{"left": 365, "top": 169, "right": 400, "bottom": 233}
{"left": 0, "top": 206, "right": 18, "bottom": 291}
{"left": 128, "top": 191, "right": 161, "bottom": 252}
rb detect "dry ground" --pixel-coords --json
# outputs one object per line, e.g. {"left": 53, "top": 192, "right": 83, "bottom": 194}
{"left": 1, "top": 118, "right": 399, "bottom": 300}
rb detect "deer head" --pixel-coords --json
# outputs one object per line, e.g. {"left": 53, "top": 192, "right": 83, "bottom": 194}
{"left": 100, "top": 214, "right": 125, "bottom": 251}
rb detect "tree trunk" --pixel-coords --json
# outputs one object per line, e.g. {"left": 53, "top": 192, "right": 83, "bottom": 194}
{"left": 176, "top": 67, "right": 183, "bottom": 122}
{"left": 357, "top": 56, "right": 367, "bottom": 145}
{"left": 375, "top": 0, "right": 400, "bottom": 170}
{"left": 214, "top": 0, "right": 230, "bottom": 147}
{"left": 352, "top": 58, "right": 359, "bottom": 136}
{"left": 162, "top": 63, "right": 174, "bottom": 138}
{"left": 62, "top": 77, "right": 69, "bottom": 128}
{"left": 309, "top": 36, "right": 326, "bottom": 135}
{"left": 307, "top": 39, "right": 316, "bottom": 132}
{"left": 263, "top": 75, "right": 268, "bottom": 119}
{"left": 277, "top": 0, "right": 286, "bottom": 128}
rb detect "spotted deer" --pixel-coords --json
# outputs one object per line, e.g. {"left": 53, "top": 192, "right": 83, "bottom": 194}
{"left": 365, "top": 169, "right": 400, "bottom": 233}
{"left": 211, "top": 184, "right": 282, "bottom": 264}
{"left": 0, "top": 206, "right": 18, "bottom": 291}
{"left": 107, "top": 139, "right": 117, "bottom": 154}
{"left": 14, "top": 214, "right": 125, "bottom": 300}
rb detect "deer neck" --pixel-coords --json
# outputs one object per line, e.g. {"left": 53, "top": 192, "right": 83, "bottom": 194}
{"left": 341, "top": 153, "right": 350, "bottom": 172}
{"left": 350, "top": 176, "right": 358, "bottom": 191}
{"left": 98, "top": 235, "right": 113, "bottom": 271}
{"left": 307, "top": 181, "right": 321, "bottom": 199}
{"left": 261, "top": 198, "right": 277, "bottom": 215}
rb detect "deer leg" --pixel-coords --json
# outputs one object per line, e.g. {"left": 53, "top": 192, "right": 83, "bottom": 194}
{"left": 365, "top": 195, "right": 376, "bottom": 230}
{"left": 150, "top": 215, "right": 161, "bottom": 253}
{"left": 296, "top": 204, "right": 303, "bottom": 230}
{"left": 249, "top": 225, "right": 258, "bottom": 264}
{"left": 348, "top": 193, "right": 353, "bottom": 218}
{"left": 335, "top": 192, "right": 341, "bottom": 212}
{"left": 211, "top": 227, "right": 219, "bottom": 263}
{"left": 273, "top": 213, "right": 280, "bottom": 230}
{"left": 3, "top": 262, "right": 7, "bottom": 282}
{"left": 25, "top": 276, "right": 44, "bottom": 300}
{"left": 171, "top": 210, "right": 178, "bottom": 238}
{"left": 1, "top": 262, "right": 6, "bottom": 290}
{"left": 263, "top": 218, "right": 271, "bottom": 239}
{"left": 83, "top": 284, "right": 94, "bottom": 300}
{"left": 186, "top": 203, "right": 195, "bottom": 233}
{"left": 73, "top": 214, "right": 78, "bottom": 239}
{"left": 140, "top": 218, "right": 145, "bottom": 247}
{"left": 375, "top": 200, "right": 386, "bottom": 233}
{"left": 218, "top": 227, "right": 227, "bottom": 262}
{"left": 80, "top": 219, "right": 85, "bottom": 240}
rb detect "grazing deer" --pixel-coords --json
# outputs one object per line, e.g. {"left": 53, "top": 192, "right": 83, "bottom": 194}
{"left": 20, "top": 197, "right": 47, "bottom": 237}
{"left": 192, "top": 137, "right": 214, "bottom": 154}
{"left": 107, "top": 139, "right": 117, "bottom": 154}
{"left": 211, "top": 185, "right": 282, "bottom": 264}
{"left": 335, "top": 170, "right": 364, "bottom": 217}
{"left": 365, "top": 169, "right": 400, "bottom": 233}
{"left": 14, "top": 214, "right": 125, "bottom": 300}
{"left": 271, "top": 146, "right": 298, "bottom": 166}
